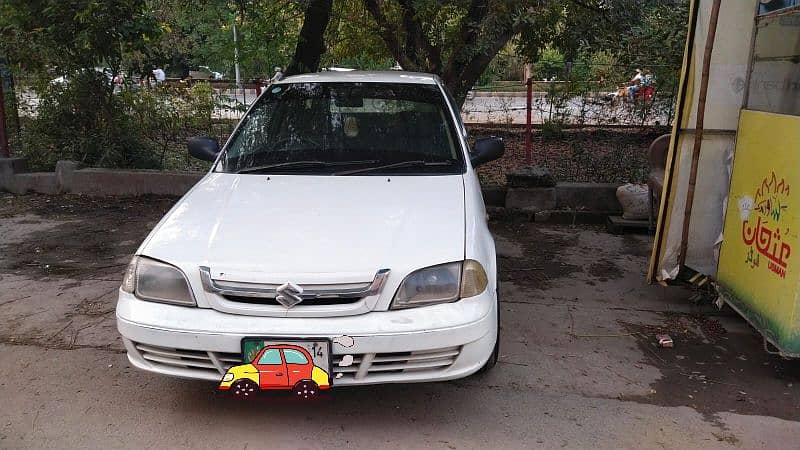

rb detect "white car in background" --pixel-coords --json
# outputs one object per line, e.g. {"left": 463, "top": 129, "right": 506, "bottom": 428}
{"left": 116, "top": 71, "right": 504, "bottom": 395}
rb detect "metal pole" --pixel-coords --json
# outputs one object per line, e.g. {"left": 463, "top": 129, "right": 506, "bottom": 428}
{"left": 0, "top": 78, "right": 9, "bottom": 158}
{"left": 525, "top": 77, "right": 532, "bottom": 165}
{"left": 233, "top": 23, "right": 241, "bottom": 87}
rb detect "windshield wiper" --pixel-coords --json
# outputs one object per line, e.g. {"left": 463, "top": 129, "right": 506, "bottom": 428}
{"left": 334, "top": 160, "right": 456, "bottom": 176}
{"left": 237, "top": 160, "right": 378, "bottom": 174}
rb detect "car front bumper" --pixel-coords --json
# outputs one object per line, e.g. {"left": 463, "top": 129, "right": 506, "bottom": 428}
{"left": 116, "top": 288, "right": 497, "bottom": 386}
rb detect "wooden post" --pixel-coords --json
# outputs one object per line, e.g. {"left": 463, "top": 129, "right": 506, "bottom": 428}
{"left": 525, "top": 77, "right": 532, "bottom": 165}
{"left": 679, "top": 0, "right": 722, "bottom": 266}
{"left": 0, "top": 77, "right": 9, "bottom": 158}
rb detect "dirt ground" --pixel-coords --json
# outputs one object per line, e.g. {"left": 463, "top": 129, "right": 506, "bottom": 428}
{"left": 1, "top": 193, "right": 798, "bottom": 449}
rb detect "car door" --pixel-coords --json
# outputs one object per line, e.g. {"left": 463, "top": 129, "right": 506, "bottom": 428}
{"left": 282, "top": 347, "right": 313, "bottom": 386}
{"left": 253, "top": 347, "right": 288, "bottom": 389}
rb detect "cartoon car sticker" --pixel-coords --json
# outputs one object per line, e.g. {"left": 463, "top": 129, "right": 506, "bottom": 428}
{"left": 219, "top": 344, "right": 331, "bottom": 398}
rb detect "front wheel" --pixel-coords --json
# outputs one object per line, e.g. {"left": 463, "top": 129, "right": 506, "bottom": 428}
{"left": 230, "top": 379, "right": 259, "bottom": 398}
{"left": 292, "top": 380, "right": 320, "bottom": 400}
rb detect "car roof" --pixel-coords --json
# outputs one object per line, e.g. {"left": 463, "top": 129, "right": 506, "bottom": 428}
{"left": 277, "top": 70, "right": 439, "bottom": 85}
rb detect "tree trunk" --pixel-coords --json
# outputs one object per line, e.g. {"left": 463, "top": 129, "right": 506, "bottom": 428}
{"left": 443, "top": 29, "right": 516, "bottom": 106}
{"left": 363, "top": 0, "right": 518, "bottom": 108}
{"left": 285, "top": 0, "right": 334, "bottom": 76}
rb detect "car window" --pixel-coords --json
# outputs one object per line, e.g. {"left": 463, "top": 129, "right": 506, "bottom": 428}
{"left": 283, "top": 349, "right": 309, "bottom": 364}
{"left": 257, "top": 348, "right": 282, "bottom": 365}
{"left": 220, "top": 82, "right": 465, "bottom": 175}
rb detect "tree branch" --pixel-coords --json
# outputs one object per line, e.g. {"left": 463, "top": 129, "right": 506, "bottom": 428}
{"left": 396, "top": 0, "right": 441, "bottom": 72}
{"left": 449, "top": 25, "right": 517, "bottom": 104}
{"left": 363, "top": 0, "right": 417, "bottom": 70}
{"left": 442, "top": 0, "right": 488, "bottom": 81}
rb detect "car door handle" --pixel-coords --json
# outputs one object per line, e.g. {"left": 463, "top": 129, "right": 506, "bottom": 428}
{"left": 275, "top": 372, "right": 284, "bottom": 376}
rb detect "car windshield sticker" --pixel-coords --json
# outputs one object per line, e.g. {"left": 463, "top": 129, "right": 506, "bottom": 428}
{"left": 271, "top": 86, "right": 282, "bottom": 93}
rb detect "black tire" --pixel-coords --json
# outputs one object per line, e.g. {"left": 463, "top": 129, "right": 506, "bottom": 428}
{"left": 292, "top": 380, "right": 320, "bottom": 400}
{"left": 230, "top": 379, "right": 259, "bottom": 398}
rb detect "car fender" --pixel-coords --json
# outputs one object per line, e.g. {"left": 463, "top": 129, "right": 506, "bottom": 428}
{"left": 311, "top": 366, "right": 330, "bottom": 389}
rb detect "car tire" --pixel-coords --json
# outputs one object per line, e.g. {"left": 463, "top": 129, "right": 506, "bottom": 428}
{"left": 476, "top": 286, "right": 500, "bottom": 374}
{"left": 292, "top": 380, "right": 320, "bottom": 400}
{"left": 231, "top": 379, "right": 259, "bottom": 398}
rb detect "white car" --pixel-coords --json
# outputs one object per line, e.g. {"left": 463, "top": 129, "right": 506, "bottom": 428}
{"left": 116, "top": 71, "right": 504, "bottom": 392}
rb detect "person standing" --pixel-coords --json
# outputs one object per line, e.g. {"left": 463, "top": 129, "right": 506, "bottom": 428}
{"left": 152, "top": 67, "right": 166, "bottom": 84}
{"left": 270, "top": 66, "right": 284, "bottom": 84}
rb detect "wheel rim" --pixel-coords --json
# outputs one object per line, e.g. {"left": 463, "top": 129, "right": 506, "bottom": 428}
{"left": 294, "top": 381, "right": 318, "bottom": 399}
{"left": 232, "top": 380, "right": 257, "bottom": 398}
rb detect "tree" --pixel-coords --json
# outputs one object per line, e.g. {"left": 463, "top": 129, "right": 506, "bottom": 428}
{"left": 286, "top": 0, "right": 334, "bottom": 76}
{"left": 0, "top": 0, "right": 158, "bottom": 75}
{"left": 140, "top": 0, "right": 303, "bottom": 80}
{"left": 362, "top": 0, "right": 564, "bottom": 104}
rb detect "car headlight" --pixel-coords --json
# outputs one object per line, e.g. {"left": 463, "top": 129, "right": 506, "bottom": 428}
{"left": 222, "top": 372, "right": 234, "bottom": 382}
{"left": 120, "top": 256, "right": 196, "bottom": 306}
{"left": 390, "top": 260, "right": 489, "bottom": 309}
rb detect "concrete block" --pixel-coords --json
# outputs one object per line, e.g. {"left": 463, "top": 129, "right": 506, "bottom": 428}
{"left": 556, "top": 182, "right": 622, "bottom": 213}
{"left": 70, "top": 169, "right": 203, "bottom": 196}
{"left": 55, "top": 160, "right": 81, "bottom": 193}
{"left": 481, "top": 187, "right": 507, "bottom": 207}
{"left": 0, "top": 158, "right": 27, "bottom": 190}
{"left": 506, "top": 166, "right": 556, "bottom": 188}
{"left": 8, "top": 173, "right": 58, "bottom": 194}
{"left": 506, "top": 187, "right": 556, "bottom": 211}
{"left": 486, "top": 206, "right": 534, "bottom": 222}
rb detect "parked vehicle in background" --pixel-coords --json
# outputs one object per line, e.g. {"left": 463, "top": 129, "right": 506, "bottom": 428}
{"left": 116, "top": 71, "right": 505, "bottom": 392}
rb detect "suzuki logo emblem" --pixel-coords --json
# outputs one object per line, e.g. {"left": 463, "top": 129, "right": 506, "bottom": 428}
{"left": 275, "top": 282, "right": 304, "bottom": 308}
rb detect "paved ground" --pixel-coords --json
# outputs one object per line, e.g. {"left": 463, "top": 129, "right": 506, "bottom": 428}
{"left": 0, "top": 193, "right": 798, "bottom": 449}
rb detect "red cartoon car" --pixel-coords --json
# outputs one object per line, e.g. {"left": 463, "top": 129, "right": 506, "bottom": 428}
{"left": 218, "top": 344, "right": 331, "bottom": 398}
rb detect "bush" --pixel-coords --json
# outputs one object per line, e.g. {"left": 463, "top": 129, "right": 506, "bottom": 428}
{"left": 18, "top": 72, "right": 158, "bottom": 170}
{"left": 17, "top": 74, "right": 225, "bottom": 172}
{"left": 541, "top": 119, "right": 565, "bottom": 140}
{"left": 534, "top": 47, "right": 565, "bottom": 81}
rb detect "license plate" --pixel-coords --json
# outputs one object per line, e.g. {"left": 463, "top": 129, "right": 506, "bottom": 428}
{"left": 241, "top": 338, "right": 332, "bottom": 379}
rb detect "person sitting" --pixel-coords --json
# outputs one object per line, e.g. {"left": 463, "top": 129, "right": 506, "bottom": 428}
{"left": 627, "top": 68, "right": 642, "bottom": 101}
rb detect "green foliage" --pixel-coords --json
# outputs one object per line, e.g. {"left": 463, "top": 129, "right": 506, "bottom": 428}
{"left": 534, "top": 47, "right": 565, "bottom": 81}
{"left": 17, "top": 77, "right": 227, "bottom": 171}
{"left": 322, "top": 0, "right": 392, "bottom": 69}
{"left": 0, "top": 0, "right": 159, "bottom": 74}
{"left": 18, "top": 73, "right": 158, "bottom": 170}
{"left": 133, "top": 0, "right": 303, "bottom": 80}
{"left": 540, "top": 119, "right": 565, "bottom": 140}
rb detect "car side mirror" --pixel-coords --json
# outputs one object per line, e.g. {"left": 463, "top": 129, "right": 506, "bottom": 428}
{"left": 188, "top": 136, "right": 220, "bottom": 162}
{"left": 470, "top": 136, "right": 505, "bottom": 168}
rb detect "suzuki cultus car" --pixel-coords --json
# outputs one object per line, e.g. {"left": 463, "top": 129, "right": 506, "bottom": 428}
{"left": 117, "top": 71, "right": 504, "bottom": 396}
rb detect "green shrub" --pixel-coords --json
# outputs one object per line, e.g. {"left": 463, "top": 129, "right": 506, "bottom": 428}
{"left": 17, "top": 75, "right": 224, "bottom": 172}
{"left": 540, "top": 119, "right": 565, "bottom": 140}
{"left": 18, "top": 72, "right": 157, "bottom": 171}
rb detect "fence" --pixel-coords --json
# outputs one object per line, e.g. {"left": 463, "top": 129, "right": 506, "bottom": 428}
{"left": 2, "top": 66, "right": 677, "bottom": 173}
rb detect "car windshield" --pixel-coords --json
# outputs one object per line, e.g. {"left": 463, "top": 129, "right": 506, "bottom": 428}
{"left": 219, "top": 82, "right": 464, "bottom": 175}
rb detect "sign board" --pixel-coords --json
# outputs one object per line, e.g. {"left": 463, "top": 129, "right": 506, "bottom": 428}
{"left": 717, "top": 109, "right": 800, "bottom": 355}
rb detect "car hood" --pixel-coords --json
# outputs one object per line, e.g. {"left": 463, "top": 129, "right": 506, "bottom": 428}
{"left": 140, "top": 173, "right": 466, "bottom": 284}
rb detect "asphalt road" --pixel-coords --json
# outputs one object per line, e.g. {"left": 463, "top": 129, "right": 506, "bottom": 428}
{"left": 0, "top": 194, "right": 798, "bottom": 449}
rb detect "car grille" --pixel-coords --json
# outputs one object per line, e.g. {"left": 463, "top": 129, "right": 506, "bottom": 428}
{"left": 331, "top": 346, "right": 461, "bottom": 382}
{"left": 221, "top": 295, "right": 363, "bottom": 306}
{"left": 128, "top": 341, "right": 461, "bottom": 383}
{"left": 133, "top": 342, "right": 240, "bottom": 379}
